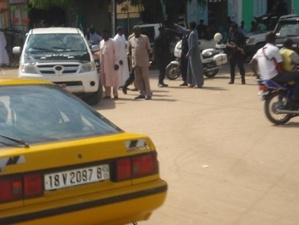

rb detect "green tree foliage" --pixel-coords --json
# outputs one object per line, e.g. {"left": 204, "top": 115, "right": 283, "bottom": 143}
{"left": 28, "top": 0, "right": 73, "bottom": 9}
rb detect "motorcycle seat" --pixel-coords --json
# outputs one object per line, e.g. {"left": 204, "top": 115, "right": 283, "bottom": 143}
{"left": 259, "top": 79, "right": 287, "bottom": 90}
{"left": 202, "top": 51, "right": 218, "bottom": 59}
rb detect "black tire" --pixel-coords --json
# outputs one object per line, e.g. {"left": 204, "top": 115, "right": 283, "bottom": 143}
{"left": 83, "top": 81, "right": 103, "bottom": 106}
{"left": 264, "top": 92, "right": 291, "bottom": 125}
{"left": 204, "top": 62, "right": 219, "bottom": 78}
{"left": 166, "top": 63, "right": 180, "bottom": 80}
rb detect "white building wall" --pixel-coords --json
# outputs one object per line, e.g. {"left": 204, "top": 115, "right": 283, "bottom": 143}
{"left": 228, "top": 0, "right": 239, "bottom": 23}
{"left": 253, "top": 0, "right": 267, "bottom": 17}
{"left": 186, "top": 0, "right": 207, "bottom": 25}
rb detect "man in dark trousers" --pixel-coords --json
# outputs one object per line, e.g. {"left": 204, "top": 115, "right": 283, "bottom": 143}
{"left": 153, "top": 26, "right": 170, "bottom": 87}
{"left": 122, "top": 32, "right": 135, "bottom": 95}
{"left": 180, "top": 33, "right": 189, "bottom": 86}
{"left": 226, "top": 23, "right": 246, "bottom": 84}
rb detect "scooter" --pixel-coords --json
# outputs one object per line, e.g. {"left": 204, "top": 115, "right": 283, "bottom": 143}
{"left": 166, "top": 33, "right": 227, "bottom": 80}
{"left": 258, "top": 79, "right": 299, "bottom": 125}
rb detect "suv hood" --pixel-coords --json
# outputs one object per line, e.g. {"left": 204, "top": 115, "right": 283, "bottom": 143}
{"left": 24, "top": 52, "right": 91, "bottom": 63}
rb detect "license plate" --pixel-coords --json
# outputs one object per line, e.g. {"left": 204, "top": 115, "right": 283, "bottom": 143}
{"left": 57, "top": 84, "right": 67, "bottom": 89}
{"left": 44, "top": 164, "right": 110, "bottom": 190}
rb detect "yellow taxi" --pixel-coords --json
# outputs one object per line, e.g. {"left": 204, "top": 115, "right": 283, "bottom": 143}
{"left": 0, "top": 78, "right": 167, "bottom": 225}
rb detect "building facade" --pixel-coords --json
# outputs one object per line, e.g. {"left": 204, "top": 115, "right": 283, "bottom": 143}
{"left": 187, "top": 0, "right": 299, "bottom": 32}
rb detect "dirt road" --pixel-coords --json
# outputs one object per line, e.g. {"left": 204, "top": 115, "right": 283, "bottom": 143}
{"left": 96, "top": 68, "right": 299, "bottom": 225}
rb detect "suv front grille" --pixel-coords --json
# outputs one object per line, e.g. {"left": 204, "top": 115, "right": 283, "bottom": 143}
{"left": 37, "top": 64, "right": 79, "bottom": 74}
{"left": 54, "top": 81, "right": 83, "bottom": 86}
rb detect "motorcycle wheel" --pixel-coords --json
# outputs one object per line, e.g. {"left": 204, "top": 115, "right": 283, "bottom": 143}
{"left": 264, "top": 92, "right": 292, "bottom": 125}
{"left": 204, "top": 62, "right": 219, "bottom": 78}
{"left": 166, "top": 63, "right": 180, "bottom": 80}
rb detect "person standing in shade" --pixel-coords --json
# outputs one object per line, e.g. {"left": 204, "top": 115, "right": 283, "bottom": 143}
{"left": 98, "top": 30, "right": 119, "bottom": 99}
{"left": 127, "top": 25, "right": 152, "bottom": 100}
{"left": 186, "top": 21, "right": 204, "bottom": 88}
{"left": 89, "top": 28, "right": 102, "bottom": 45}
{"left": 153, "top": 26, "right": 170, "bottom": 87}
{"left": 0, "top": 31, "right": 9, "bottom": 67}
{"left": 174, "top": 23, "right": 190, "bottom": 86}
{"left": 239, "top": 21, "right": 247, "bottom": 35}
{"left": 180, "top": 32, "right": 189, "bottom": 86}
{"left": 196, "top": 19, "right": 207, "bottom": 39}
{"left": 113, "top": 26, "right": 129, "bottom": 88}
{"left": 226, "top": 23, "right": 246, "bottom": 84}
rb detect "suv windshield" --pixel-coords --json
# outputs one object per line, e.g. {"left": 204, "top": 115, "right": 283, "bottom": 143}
{"left": 0, "top": 85, "right": 121, "bottom": 146}
{"left": 25, "top": 33, "right": 88, "bottom": 53}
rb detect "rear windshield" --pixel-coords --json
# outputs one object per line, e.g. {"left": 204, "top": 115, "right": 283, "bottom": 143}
{"left": 25, "top": 33, "right": 88, "bottom": 53}
{"left": 0, "top": 85, "right": 121, "bottom": 146}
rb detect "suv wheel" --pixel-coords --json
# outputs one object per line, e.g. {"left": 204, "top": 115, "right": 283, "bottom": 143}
{"left": 83, "top": 81, "right": 103, "bottom": 105}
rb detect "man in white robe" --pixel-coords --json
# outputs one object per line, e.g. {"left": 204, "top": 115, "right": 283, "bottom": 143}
{"left": 113, "top": 26, "right": 129, "bottom": 88}
{"left": 98, "top": 30, "right": 119, "bottom": 99}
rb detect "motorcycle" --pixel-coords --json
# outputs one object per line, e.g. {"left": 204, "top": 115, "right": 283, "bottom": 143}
{"left": 166, "top": 33, "right": 228, "bottom": 80}
{"left": 258, "top": 79, "right": 299, "bottom": 125}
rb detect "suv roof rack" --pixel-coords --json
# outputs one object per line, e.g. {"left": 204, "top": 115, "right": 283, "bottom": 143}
{"left": 279, "top": 14, "right": 299, "bottom": 21}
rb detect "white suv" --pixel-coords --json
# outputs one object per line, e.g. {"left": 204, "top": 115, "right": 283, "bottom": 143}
{"left": 13, "top": 27, "right": 102, "bottom": 105}
{"left": 245, "top": 14, "right": 299, "bottom": 60}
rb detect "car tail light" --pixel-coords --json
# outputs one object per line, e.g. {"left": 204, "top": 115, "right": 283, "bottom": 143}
{"left": 0, "top": 173, "right": 44, "bottom": 203}
{"left": 114, "top": 153, "right": 159, "bottom": 182}
{"left": 24, "top": 173, "right": 43, "bottom": 198}
{"left": 116, "top": 158, "right": 132, "bottom": 181}
{"left": 0, "top": 175, "right": 23, "bottom": 203}
{"left": 132, "top": 154, "right": 158, "bottom": 178}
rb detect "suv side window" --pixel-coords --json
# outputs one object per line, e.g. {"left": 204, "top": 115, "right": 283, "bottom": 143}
{"left": 276, "top": 21, "right": 299, "bottom": 36}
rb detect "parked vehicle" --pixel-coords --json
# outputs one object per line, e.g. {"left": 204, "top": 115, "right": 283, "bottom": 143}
{"left": 245, "top": 14, "right": 299, "bottom": 60}
{"left": 13, "top": 27, "right": 102, "bottom": 106}
{"left": 258, "top": 79, "right": 299, "bottom": 125}
{"left": 0, "top": 78, "right": 167, "bottom": 224}
{"left": 166, "top": 33, "right": 227, "bottom": 80}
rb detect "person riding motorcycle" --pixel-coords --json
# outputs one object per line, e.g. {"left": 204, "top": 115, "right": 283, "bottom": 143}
{"left": 250, "top": 32, "right": 299, "bottom": 107}
{"left": 279, "top": 38, "right": 299, "bottom": 72}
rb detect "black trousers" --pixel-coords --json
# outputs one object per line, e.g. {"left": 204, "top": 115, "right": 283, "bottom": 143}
{"left": 180, "top": 54, "right": 188, "bottom": 82}
{"left": 272, "top": 72, "right": 299, "bottom": 99}
{"left": 123, "top": 70, "right": 135, "bottom": 88}
{"left": 229, "top": 53, "right": 245, "bottom": 82}
{"left": 157, "top": 55, "right": 169, "bottom": 84}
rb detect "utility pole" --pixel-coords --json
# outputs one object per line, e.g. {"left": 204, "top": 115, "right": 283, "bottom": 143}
{"left": 111, "top": 0, "right": 116, "bottom": 36}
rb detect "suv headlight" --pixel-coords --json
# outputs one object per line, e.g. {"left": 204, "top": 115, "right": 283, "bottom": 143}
{"left": 21, "top": 63, "right": 38, "bottom": 74}
{"left": 80, "top": 62, "right": 96, "bottom": 73}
